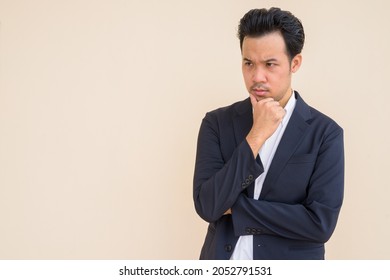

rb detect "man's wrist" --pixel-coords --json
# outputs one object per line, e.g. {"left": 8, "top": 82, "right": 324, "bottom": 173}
{"left": 246, "top": 132, "right": 266, "bottom": 158}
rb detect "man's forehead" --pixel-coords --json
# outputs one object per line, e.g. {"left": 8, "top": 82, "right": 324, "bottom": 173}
{"left": 241, "top": 34, "right": 288, "bottom": 59}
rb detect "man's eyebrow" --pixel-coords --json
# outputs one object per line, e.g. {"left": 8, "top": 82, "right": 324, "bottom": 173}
{"left": 265, "top": 58, "right": 278, "bottom": 62}
{"left": 242, "top": 57, "right": 279, "bottom": 63}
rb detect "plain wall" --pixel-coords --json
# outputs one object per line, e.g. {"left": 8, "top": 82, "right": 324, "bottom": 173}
{"left": 0, "top": 0, "right": 389, "bottom": 259}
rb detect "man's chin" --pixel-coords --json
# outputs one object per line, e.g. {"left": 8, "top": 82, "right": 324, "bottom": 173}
{"left": 250, "top": 94, "right": 267, "bottom": 102}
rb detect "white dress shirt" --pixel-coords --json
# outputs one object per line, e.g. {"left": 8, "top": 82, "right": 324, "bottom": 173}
{"left": 230, "top": 91, "right": 297, "bottom": 260}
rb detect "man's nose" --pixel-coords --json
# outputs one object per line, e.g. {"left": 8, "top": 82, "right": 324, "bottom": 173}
{"left": 252, "top": 67, "right": 267, "bottom": 83}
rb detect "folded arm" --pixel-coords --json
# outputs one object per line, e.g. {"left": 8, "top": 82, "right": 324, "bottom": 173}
{"left": 193, "top": 112, "right": 263, "bottom": 223}
{"left": 231, "top": 128, "right": 344, "bottom": 243}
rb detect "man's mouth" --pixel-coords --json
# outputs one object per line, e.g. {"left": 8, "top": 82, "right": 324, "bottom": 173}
{"left": 252, "top": 88, "right": 269, "bottom": 97}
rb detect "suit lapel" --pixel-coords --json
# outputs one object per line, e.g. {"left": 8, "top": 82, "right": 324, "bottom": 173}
{"left": 232, "top": 99, "right": 253, "bottom": 145}
{"left": 260, "top": 93, "right": 312, "bottom": 198}
{"left": 232, "top": 98, "right": 254, "bottom": 197}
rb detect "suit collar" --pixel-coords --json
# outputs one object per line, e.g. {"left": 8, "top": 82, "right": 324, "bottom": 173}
{"left": 232, "top": 98, "right": 252, "bottom": 147}
{"left": 293, "top": 91, "right": 311, "bottom": 122}
{"left": 234, "top": 96, "right": 252, "bottom": 116}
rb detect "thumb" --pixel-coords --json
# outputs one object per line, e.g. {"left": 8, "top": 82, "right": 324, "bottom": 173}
{"left": 249, "top": 94, "right": 257, "bottom": 107}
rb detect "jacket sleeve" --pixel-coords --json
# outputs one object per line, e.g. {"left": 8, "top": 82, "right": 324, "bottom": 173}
{"left": 193, "top": 112, "right": 263, "bottom": 223}
{"left": 231, "top": 127, "right": 344, "bottom": 243}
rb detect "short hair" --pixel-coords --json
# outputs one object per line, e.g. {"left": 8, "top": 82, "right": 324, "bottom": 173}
{"left": 238, "top": 7, "right": 305, "bottom": 60}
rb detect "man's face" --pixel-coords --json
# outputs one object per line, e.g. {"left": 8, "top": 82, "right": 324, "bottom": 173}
{"left": 241, "top": 31, "right": 301, "bottom": 107}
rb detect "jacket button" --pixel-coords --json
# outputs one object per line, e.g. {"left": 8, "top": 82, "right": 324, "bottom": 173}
{"left": 241, "top": 182, "right": 247, "bottom": 189}
{"left": 245, "top": 178, "right": 250, "bottom": 184}
{"left": 224, "top": 244, "right": 232, "bottom": 252}
{"left": 245, "top": 227, "right": 251, "bottom": 234}
{"left": 248, "top": 175, "right": 253, "bottom": 180}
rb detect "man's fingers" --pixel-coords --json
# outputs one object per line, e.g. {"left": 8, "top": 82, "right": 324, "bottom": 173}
{"left": 250, "top": 95, "right": 277, "bottom": 107}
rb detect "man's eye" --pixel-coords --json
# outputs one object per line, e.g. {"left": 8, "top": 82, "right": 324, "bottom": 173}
{"left": 266, "top": 63, "right": 276, "bottom": 67}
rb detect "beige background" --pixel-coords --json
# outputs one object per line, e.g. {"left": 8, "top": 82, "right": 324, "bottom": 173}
{"left": 0, "top": 0, "right": 389, "bottom": 259}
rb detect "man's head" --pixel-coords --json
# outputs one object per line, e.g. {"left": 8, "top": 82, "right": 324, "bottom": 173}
{"left": 238, "top": 8, "right": 305, "bottom": 61}
{"left": 238, "top": 8, "right": 304, "bottom": 106}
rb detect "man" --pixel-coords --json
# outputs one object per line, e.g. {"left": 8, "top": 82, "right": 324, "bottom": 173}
{"left": 193, "top": 7, "right": 344, "bottom": 260}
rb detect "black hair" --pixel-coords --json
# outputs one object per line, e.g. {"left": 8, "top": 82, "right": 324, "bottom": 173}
{"left": 238, "top": 7, "right": 305, "bottom": 60}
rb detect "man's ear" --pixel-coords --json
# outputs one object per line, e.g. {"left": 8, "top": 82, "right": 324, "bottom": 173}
{"left": 291, "top": 54, "right": 302, "bottom": 73}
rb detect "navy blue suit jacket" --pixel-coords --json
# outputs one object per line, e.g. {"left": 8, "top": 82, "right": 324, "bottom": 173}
{"left": 193, "top": 92, "right": 344, "bottom": 260}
